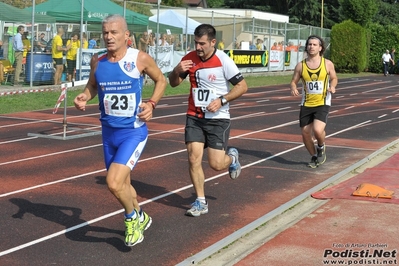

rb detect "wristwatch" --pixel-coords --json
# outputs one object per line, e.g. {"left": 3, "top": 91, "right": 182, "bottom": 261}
{"left": 219, "top": 96, "right": 228, "bottom": 106}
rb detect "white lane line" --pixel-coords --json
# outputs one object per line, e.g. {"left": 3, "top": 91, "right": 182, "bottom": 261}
{"left": 0, "top": 120, "right": 372, "bottom": 257}
{"left": 378, "top": 114, "right": 387, "bottom": 118}
{"left": 344, "top": 106, "right": 355, "bottom": 110}
{"left": 277, "top": 107, "right": 291, "bottom": 111}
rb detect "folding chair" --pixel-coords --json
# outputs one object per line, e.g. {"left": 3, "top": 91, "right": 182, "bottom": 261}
{"left": 1, "top": 60, "right": 15, "bottom": 85}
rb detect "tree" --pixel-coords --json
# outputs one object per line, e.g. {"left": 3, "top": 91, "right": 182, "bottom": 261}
{"left": 339, "top": 0, "right": 379, "bottom": 27}
{"left": 207, "top": 0, "right": 225, "bottom": 8}
{"left": 288, "top": 0, "right": 321, "bottom": 27}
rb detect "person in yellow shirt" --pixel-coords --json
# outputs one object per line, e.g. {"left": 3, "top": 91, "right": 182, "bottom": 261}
{"left": 217, "top": 39, "right": 224, "bottom": 50}
{"left": 22, "top": 32, "right": 31, "bottom": 58}
{"left": 81, "top": 33, "right": 88, "bottom": 49}
{"left": 52, "top": 27, "right": 70, "bottom": 85}
{"left": 66, "top": 33, "right": 80, "bottom": 82}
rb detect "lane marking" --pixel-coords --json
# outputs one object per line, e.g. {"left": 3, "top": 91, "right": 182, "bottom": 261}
{"left": 0, "top": 121, "right": 373, "bottom": 257}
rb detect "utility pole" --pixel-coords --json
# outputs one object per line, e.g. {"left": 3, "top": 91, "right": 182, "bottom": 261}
{"left": 321, "top": 0, "right": 324, "bottom": 29}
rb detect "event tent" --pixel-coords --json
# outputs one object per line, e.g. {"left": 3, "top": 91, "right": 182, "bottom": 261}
{"left": 27, "top": 0, "right": 148, "bottom": 26}
{"left": 0, "top": 2, "right": 56, "bottom": 24}
{"left": 149, "top": 10, "right": 201, "bottom": 35}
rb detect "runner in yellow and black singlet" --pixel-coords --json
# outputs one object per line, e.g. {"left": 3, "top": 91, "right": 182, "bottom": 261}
{"left": 290, "top": 35, "right": 338, "bottom": 168}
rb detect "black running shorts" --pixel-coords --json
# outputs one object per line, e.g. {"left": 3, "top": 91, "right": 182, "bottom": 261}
{"left": 185, "top": 115, "right": 230, "bottom": 150}
{"left": 299, "top": 105, "right": 330, "bottom": 127}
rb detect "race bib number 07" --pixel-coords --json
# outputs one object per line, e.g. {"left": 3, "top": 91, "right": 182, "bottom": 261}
{"left": 192, "top": 88, "right": 217, "bottom": 107}
{"left": 104, "top": 93, "right": 136, "bottom": 117}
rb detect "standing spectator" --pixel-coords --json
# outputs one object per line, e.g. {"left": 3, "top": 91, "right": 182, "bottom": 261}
{"left": 158, "top": 33, "right": 169, "bottom": 46}
{"left": 382, "top": 49, "right": 394, "bottom": 76}
{"left": 81, "top": 33, "right": 88, "bottom": 49}
{"left": 217, "top": 39, "right": 225, "bottom": 50}
{"left": 127, "top": 32, "right": 136, "bottom": 49}
{"left": 138, "top": 31, "right": 150, "bottom": 52}
{"left": 52, "top": 27, "right": 69, "bottom": 85}
{"left": 168, "top": 24, "right": 248, "bottom": 217}
{"left": 182, "top": 36, "right": 192, "bottom": 51}
{"left": 73, "top": 14, "right": 166, "bottom": 247}
{"left": 256, "top": 38, "right": 263, "bottom": 50}
{"left": 22, "top": 32, "right": 31, "bottom": 59}
{"left": 88, "top": 36, "right": 98, "bottom": 49}
{"left": 389, "top": 48, "right": 396, "bottom": 75}
{"left": 271, "top": 42, "right": 278, "bottom": 50}
{"left": 12, "top": 25, "right": 25, "bottom": 86}
{"left": 34, "top": 32, "right": 47, "bottom": 52}
{"left": 290, "top": 35, "right": 337, "bottom": 168}
{"left": 65, "top": 33, "right": 80, "bottom": 82}
{"left": 249, "top": 41, "right": 256, "bottom": 50}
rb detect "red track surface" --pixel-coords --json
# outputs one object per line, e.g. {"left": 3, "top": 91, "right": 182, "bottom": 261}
{"left": 1, "top": 76, "right": 399, "bottom": 265}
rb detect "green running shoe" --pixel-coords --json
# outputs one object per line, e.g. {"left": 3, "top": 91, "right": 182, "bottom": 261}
{"left": 124, "top": 211, "right": 143, "bottom": 247}
{"left": 139, "top": 210, "right": 152, "bottom": 232}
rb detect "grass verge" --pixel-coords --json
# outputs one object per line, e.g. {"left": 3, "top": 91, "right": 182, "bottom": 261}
{"left": 0, "top": 72, "right": 374, "bottom": 114}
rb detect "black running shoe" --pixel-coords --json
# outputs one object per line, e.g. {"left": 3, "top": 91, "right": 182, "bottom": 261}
{"left": 308, "top": 156, "right": 319, "bottom": 168}
{"left": 317, "top": 145, "right": 326, "bottom": 165}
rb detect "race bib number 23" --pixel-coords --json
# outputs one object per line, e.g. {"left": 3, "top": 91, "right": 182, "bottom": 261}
{"left": 104, "top": 93, "right": 136, "bottom": 117}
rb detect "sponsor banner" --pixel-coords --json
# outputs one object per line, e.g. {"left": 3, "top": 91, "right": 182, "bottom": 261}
{"left": 148, "top": 45, "right": 174, "bottom": 74}
{"left": 224, "top": 49, "right": 268, "bottom": 68}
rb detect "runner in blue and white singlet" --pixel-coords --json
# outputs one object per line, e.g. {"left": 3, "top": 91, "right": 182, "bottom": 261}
{"left": 95, "top": 48, "right": 145, "bottom": 129}
{"left": 73, "top": 14, "right": 166, "bottom": 247}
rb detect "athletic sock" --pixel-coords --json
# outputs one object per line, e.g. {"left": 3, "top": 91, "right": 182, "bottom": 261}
{"left": 138, "top": 208, "right": 144, "bottom": 222}
{"left": 124, "top": 210, "right": 137, "bottom": 220}
{"left": 197, "top": 197, "right": 206, "bottom": 204}
{"left": 230, "top": 155, "right": 236, "bottom": 164}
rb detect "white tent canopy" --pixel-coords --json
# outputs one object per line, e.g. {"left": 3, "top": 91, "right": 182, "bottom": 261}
{"left": 149, "top": 9, "right": 201, "bottom": 35}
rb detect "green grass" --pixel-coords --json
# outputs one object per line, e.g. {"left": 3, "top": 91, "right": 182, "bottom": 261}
{"left": 0, "top": 72, "right": 374, "bottom": 114}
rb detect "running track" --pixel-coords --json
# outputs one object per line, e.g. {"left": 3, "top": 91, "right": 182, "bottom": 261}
{"left": 0, "top": 75, "right": 398, "bottom": 265}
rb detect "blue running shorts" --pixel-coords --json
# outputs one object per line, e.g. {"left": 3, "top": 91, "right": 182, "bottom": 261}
{"left": 101, "top": 125, "right": 148, "bottom": 170}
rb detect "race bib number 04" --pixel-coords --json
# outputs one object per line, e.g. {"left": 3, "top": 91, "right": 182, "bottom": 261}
{"left": 104, "top": 93, "right": 136, "bottom": 117}
{"left": 192, "top": 88, "right": 217, "bottom": 107}
{"left": 305, "top": 81, "right": 324, "bottom": 94}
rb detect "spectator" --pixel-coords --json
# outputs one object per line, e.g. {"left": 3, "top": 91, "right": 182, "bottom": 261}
{"left": 182, "top": 36, "right": 192, "bottom": 51}
{"left": 256, "top": 39, "right": 263, "bottom": 50}
{"left": 286, "top": 41, "right": 301, "bottom": 52}
{"left": 249, "top": 41, "right": 256, "bottom": 50}
{"left": 34, "top": 32, "right": 47, "bottom": 52}
{"left": 217, "top": 39, "right": 225, "bottom": 50}
{"left": 138, "top": 31, "right": 150, "bottom": 52}
{"left": 81, "top": 33, "right": 88, "bottom": 49}
{"left": 389, "top": 48, "right": 396, "bottom": 75}
{"left": 65, "top": 33, "right": 80, "bottom": 82}
{"left": 22, "top": 32, "right": 31, "bottom": 58}
{"left": 88, "top": 36, "right": 98, "bottom": 49}
{"left": 12, "top": 25, "right": 25, "bottom": 86}
{"left": 158, "top": 33, "right": 169, "bottom": 46}
{"left": 382, "top": 49, "right": 394, "bottom": 76}
{"left": 52, "top": 27, "right": 69, "bottom": 85}
{"left": 149, "top": 32, "right": 155, "bottom": 46}
{"left": 127, "top": 32, "right": 136, "bottom": 49}
{"left": 0, "top": 39, "right": 3, "bottom": 58}
{"left": 271, "top": 42, "right": 278, "bottom": 50}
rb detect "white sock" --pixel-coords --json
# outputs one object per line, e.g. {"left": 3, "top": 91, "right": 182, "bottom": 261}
{"left": 197, "top": 197, "right": 206, "bottom": 204}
